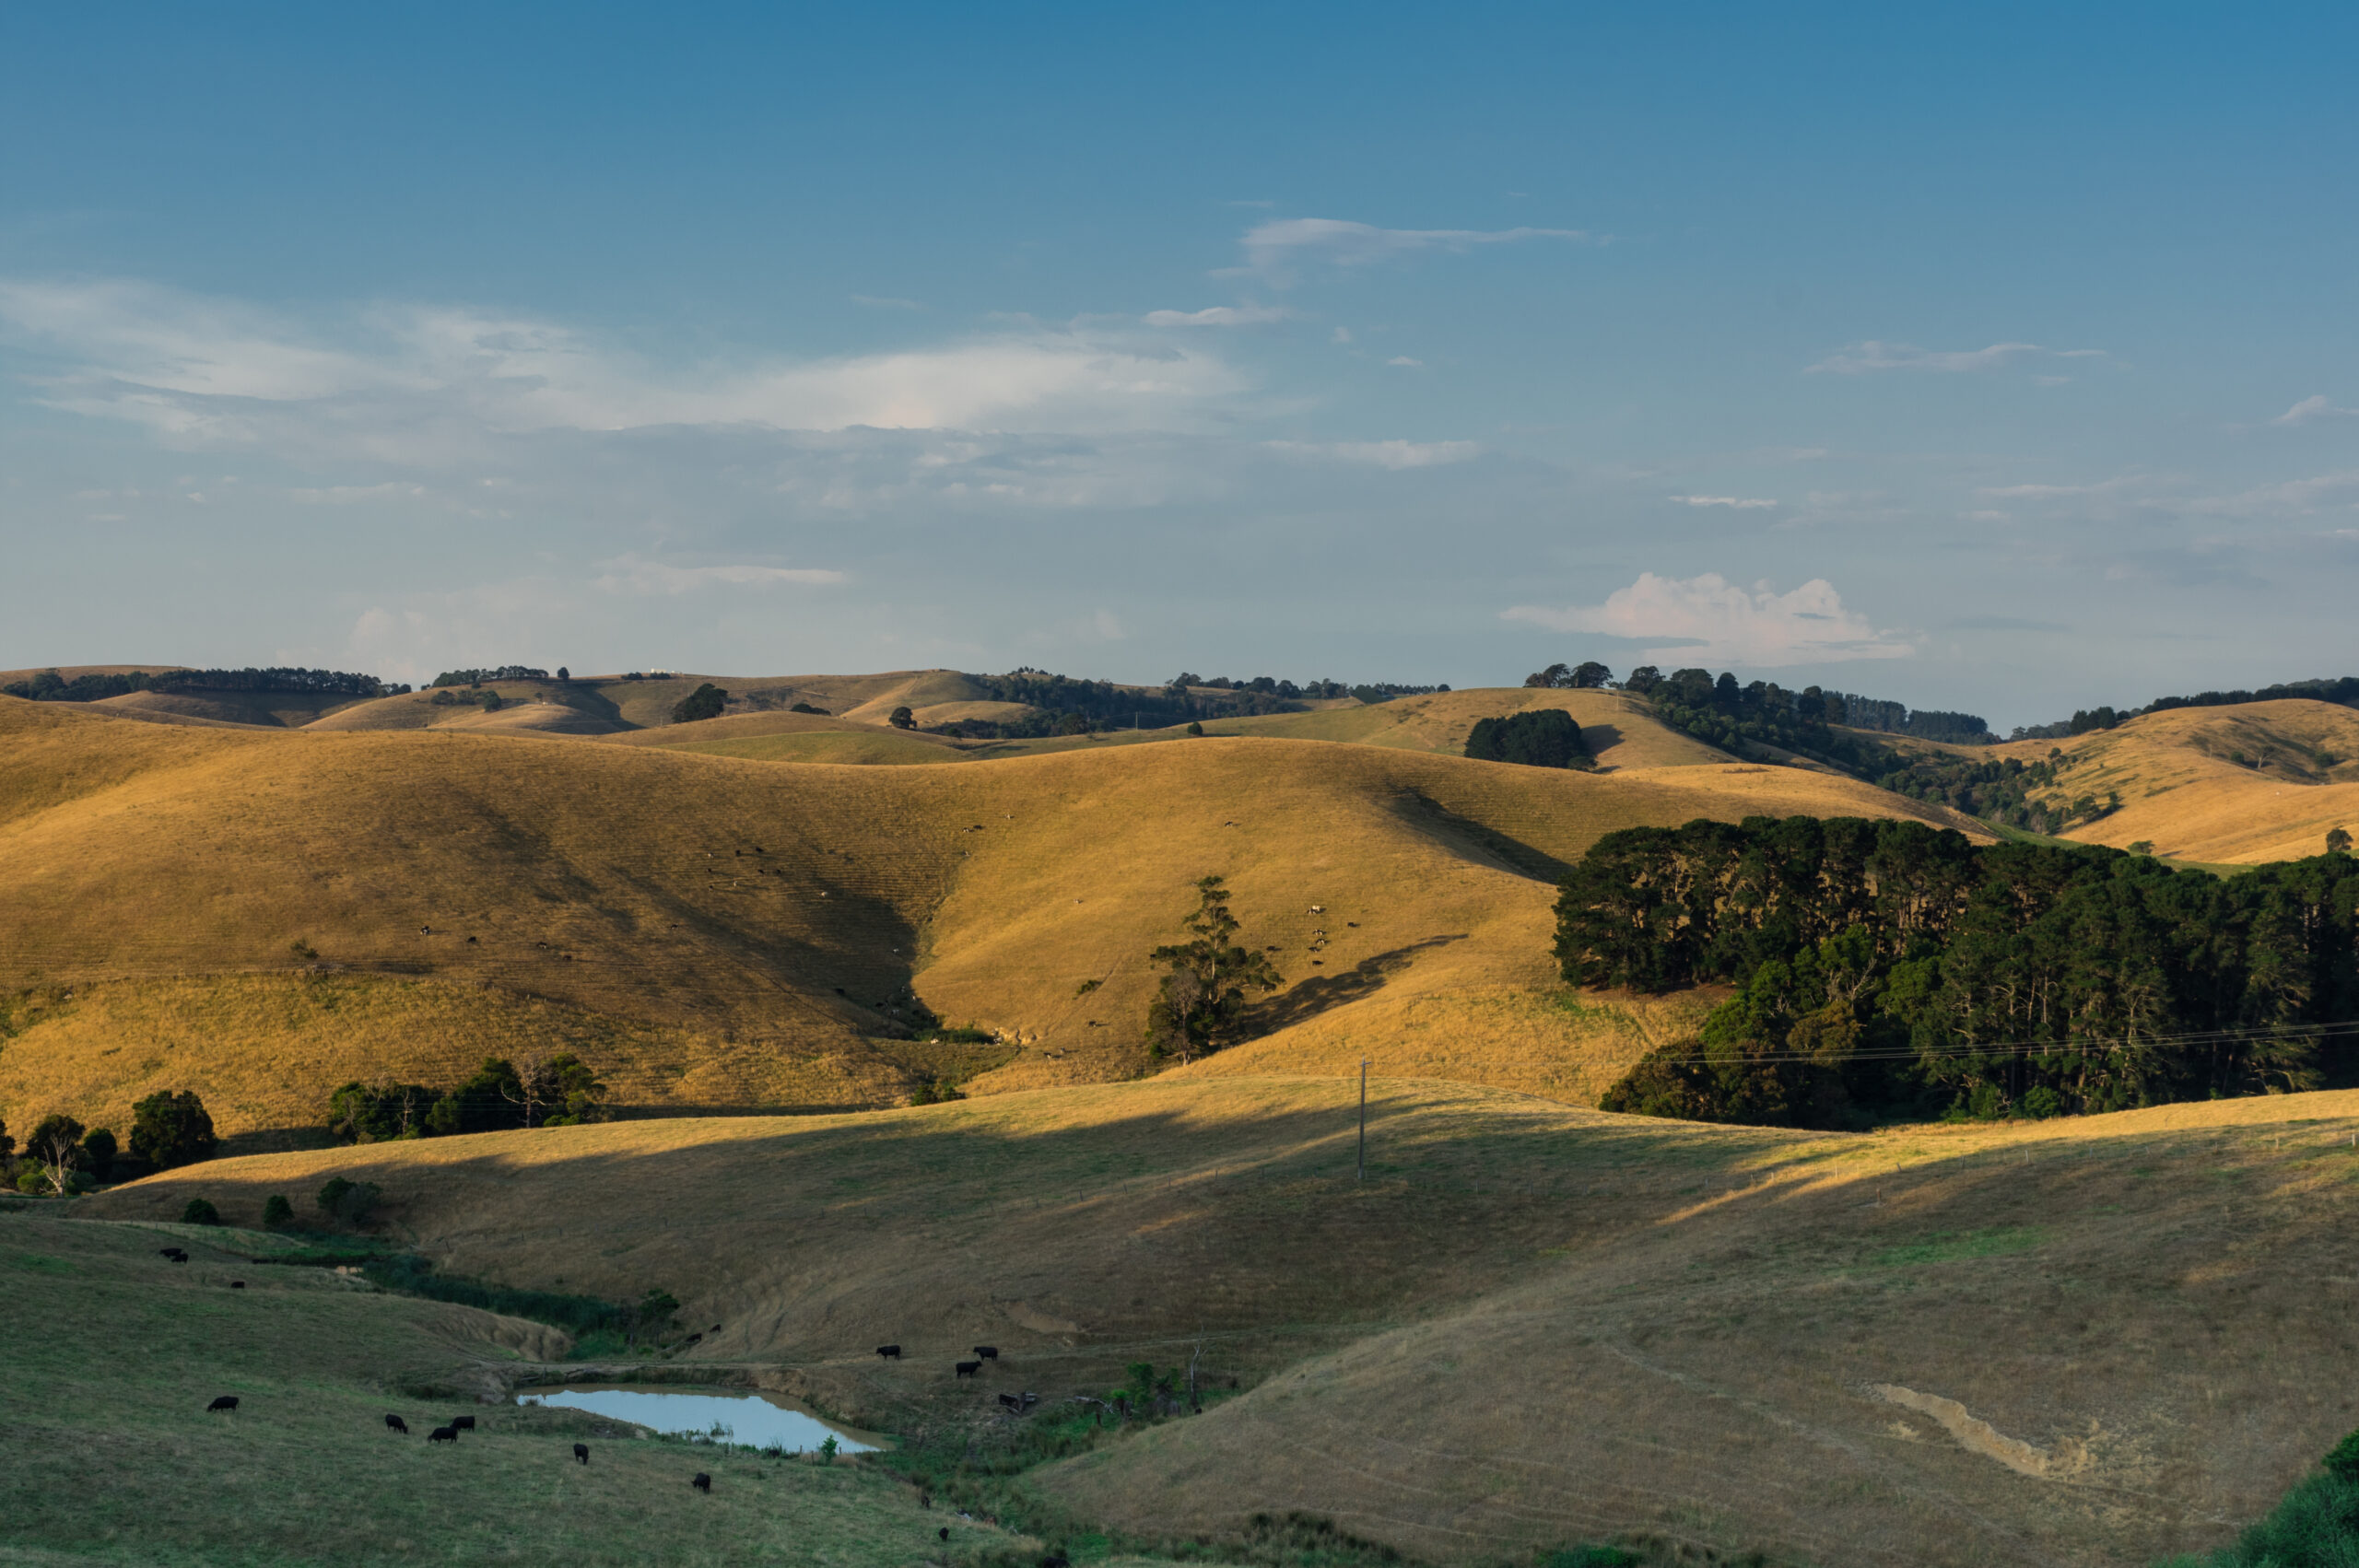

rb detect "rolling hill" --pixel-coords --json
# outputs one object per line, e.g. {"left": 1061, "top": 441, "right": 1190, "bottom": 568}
{"left": 82, "top": 1075, "right": 2359, "bottom": 1567}
{"left": 0, "top": 693, "right": 1982, "bottom": 1142}
{"left": 1999, "top": 698, "right": 2359, "bottom": 863}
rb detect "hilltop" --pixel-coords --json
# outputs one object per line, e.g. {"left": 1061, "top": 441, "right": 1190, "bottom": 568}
{"left": 0, "top": 694, "right": 1978, "bottom": 1141}
{"left": 82, "top": 1076, "right": 2359, "bottom": 1567}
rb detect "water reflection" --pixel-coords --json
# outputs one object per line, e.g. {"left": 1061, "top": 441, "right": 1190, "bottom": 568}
{"left": 515, "top": 1386, "right": 881, "bottom": 1452}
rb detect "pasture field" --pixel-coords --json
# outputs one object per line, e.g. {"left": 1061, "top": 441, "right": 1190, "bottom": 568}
{"left": 76, "top": 1077, "right": 2359, "bottom": 1567}
{"left": 0, "top": 1206, "right": 1027, "bottom": 1568}
{"left": 0, "top": 694, "right": 1978, "bottom": 1136}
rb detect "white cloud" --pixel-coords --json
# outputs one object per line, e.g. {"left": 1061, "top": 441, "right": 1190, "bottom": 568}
{"left": 1331, "top": 326, "right": 1353, "bottom": 345}
{"left": 1977, "top": 476, "right": 2139, "bottom": 499}
{"left": 0, "top": 277, "right": 1253, "bottom": 460}
{"left": 1140, "top": 305, "right": 1288, "bottom": 327}
{"left": 1806, "top": 340, "right": 2107, "bottom": 375}
{"left": 593, "top": 554, "right": 848, "bottom": 595}
{"left": 1670, "top": 495, "right": 1778, "bottom": 509}
{"left": 1387, "top": 356, "right": 1423, "bottom": 368}
{"left": 1264, "top": 439, "right": 1480, "bottom": 470}
{"left": 1237, "top": 217, "right": 1596, "bottom": 281}
{"left": 2274, "top": 394, "right": 2359, "bottom": 426}
{"left": 1501, "top": 572, "right": 1912, "bottom": 666}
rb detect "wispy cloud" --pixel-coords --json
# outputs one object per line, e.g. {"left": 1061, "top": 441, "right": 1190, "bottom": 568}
{"left": 592, "top": 555, "right": 848, "bottom": 595}
{"left": 0, "top": 277, "right": 1253, "bottom": 461}
{"left": 2273, "top": 394, "right": 2359, "bottom": 426}
{"left": 1264, "top": 439, "right": 1479, "bottom": 470}
{"left": 1502, "top": 572, "right": 1911, "bottom": 666}
{"left": 1236, "top": 217, "right": 1597, "bottom": 282}
{"left": 1140, "top": 305, "right": 1289, "bottom": 328}
{"left": 1670, "top": 494, "right": 1777, "bottom": 509}
{"left": 1807, "top": 340, "right": 2107, "bottom": 375}
{"left": 1386, "top": 356, "right": 1423, "bottom": 368}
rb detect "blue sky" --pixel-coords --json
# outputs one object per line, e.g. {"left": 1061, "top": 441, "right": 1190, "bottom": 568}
{"left": 3, "top": 3, "right": 2354, "bottom": 726}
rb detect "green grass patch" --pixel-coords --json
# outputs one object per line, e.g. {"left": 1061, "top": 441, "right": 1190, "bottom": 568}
{"left": 1869, "top": 1227, "right": 2046, "bottom": 1268}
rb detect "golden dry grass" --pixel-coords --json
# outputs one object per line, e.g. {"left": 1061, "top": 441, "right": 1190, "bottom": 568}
{"left": 83, "top": 1077, "right": 2359, "bottom": 1567}
{"left": 1992, "top": 698, "right": 2359, "bottom": 862}
{"left": 0, "top": 695, "right": 1977, "bottom": 1138}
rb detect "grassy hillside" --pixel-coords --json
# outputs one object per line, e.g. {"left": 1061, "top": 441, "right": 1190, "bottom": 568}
{"left": 0, "top": 695, "right": 1978, "bottom": 1138}
{"left": 83, "top": 1078, "right": 2359, "bottom": 1567}
{"left": 0, "top": 1206, "right": 1034, "bottom": 1568}
{"left": 1996, "top": 698, "right": 2359, "bottom": 862}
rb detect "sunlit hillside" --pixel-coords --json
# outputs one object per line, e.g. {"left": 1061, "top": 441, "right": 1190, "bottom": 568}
{"left": 1998, "top": 698, "right": 2359, "bottom": 862}
{"left": 86, "top": 1078, "right": 2359, "bottom": 1567}
{"left": 0, "top": 696, "right": 1980, "bottom": 1140}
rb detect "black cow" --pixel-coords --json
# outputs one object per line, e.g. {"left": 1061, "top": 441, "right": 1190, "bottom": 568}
{"left": 997, "top": 1393, "right": 1021, "bottom": 1410}
{"left": 229, "top": 1281, "right": 245, "bottom": 1290}
{"left": 876, "top": 1344, "right": 901, "bottom": 1360}
{"left": 452, "top": 1415, "right": 475, "bottom": 1431}
{"left": 691, "top": 1472, "right": 711, "bottom": 1492}
{"left": 158, "top": 1247, "right": 187, "bottom": 1262}
{"left": 206, "top": 1396, "right": 239, "bottom": 1413}
{"left": 428, "top": 1425, "right": 458, "bottom": 1444}
{"left": 385, "top": 1414, "right": 409, "bottom": 1434}
{"left": 954, "top": 1360, "right": 980, "bottom": 1378}
{"left": 939, "top": 1528, "right": 950, "bottom": 1542}
{"left": 1042, "top": 1555, "right": 1072, "bottom": 1568}
{"left": 972, "top": 1345, "right": 999, "bottom": 1360}
{"left": 574, "top": 1443, "right": 590, "bottom": 1465}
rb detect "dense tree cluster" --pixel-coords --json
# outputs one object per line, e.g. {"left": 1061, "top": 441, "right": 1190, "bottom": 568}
{"left": 2, "top": 1090, "right": 214, "bottom": 1195}
{"left": 1831, "top": 694, "right": 1993, "bottom": 744}
{"left": 1559, "top": 815, "right": 2359, "bottom": 1128}
{"left": 1464, "top": 708, "right": 1593, "bottom": 769}
{"left": 1524, "top": 662, "right": 1612, "bottom": 689}
{"left": 430, "top": 666, "right": 549, "bottom": 686}
{"left": 3, "top": 667, "right": 401, "bottom": 702}
{"left": 326, "top": 1055, "right": 609, "bottom": 1142}
{"left": 1861, "top": 752, "right": 2122, "bottom": 832}
{"left": 1630, "top": 667, "right": 1906, "bottom": 774}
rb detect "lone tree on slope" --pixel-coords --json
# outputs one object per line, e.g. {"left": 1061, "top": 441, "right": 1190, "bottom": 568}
{"left": 1144, "top": 875, "right": 1282, "bottom": 1063}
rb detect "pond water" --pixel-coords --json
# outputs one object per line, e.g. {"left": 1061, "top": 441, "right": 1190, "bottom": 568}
{"left": 514, "top": 1386, "right": 883, "bottom": 1453}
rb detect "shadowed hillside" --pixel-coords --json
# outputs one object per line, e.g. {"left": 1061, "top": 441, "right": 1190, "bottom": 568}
{"left": 0, "top": 696, "right": 1979, "bottom": 1138}
{"left": 84, "top": 1078, "right": 2359, "bottom": 1567}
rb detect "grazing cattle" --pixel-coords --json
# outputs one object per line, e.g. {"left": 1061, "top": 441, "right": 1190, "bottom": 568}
{"left": 452, "top": 1415, "right": 476, "bottom": 1431}
{"left": 972, "top": 1345, "right": 999, "bottom": 1360}
{"left": 955, "top": 1361, "right": 980, "bottom": 1378}
{"left": 385, "top": 1414, "right": 409, "bottom": 1434}
{"left": 998, "top": 1393, "right": 1021, "bottom": 1410}
{"left": 158, "top": 1247, "right": 187, "bottom": 1262}
{"left": 876, "top": 1344, "right": 901, "bottom": 1360}
{"left": 691, "top": 1472, "right": 711, "bottom": 1492}
{"left": 428, "top": 1425, "right": 458, "bottom": 1444}
{"left": 1043, "top": 1555, "right": 1072, "bottom": 1568}
{"left": 206, "top": 1396, "right": 239, "bottom": 1413}
{"left": 574, "top": 1443, "right": 590, "bottom": 1465}
{"left": 229, "top": 1281, "right": 245, "bottom": 1290}
{"left": 939, "top": 1528, "right": 950, "bottom": 1542}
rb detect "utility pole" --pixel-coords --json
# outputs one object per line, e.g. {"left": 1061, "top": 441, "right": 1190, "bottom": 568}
{"left": 1357, "top": 1059, "right": 1368, "bottom": 1182}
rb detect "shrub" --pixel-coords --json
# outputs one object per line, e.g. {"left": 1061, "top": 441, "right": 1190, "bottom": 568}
{"left": 182, "top": 1198, "right": 221, "bottom": 1225}
{"left": 2323, "top": 1427, "right": 2359, "bottom": 1482}
{"left": 263, "top": 1195, "right": 295, "bottom": 1229}
{"left": 670, "top": 682, "right": 727, "bottom": 723}
{"left": 130, "top": 1091, "right": 217, "bottom": 1170}
{"left": 316, "top": 1176, "right": 381, "bottom": 1225}
{"left": 81, "top": 1129, "right": 117, "bottom": 1183}
{"left": 1186, "top": 720, "right": 1203, "bottom": 735}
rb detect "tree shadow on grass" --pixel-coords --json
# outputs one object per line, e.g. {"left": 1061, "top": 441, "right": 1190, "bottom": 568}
{"left": 1239, "top": 934, "right": 1468, "bottom": 1039}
